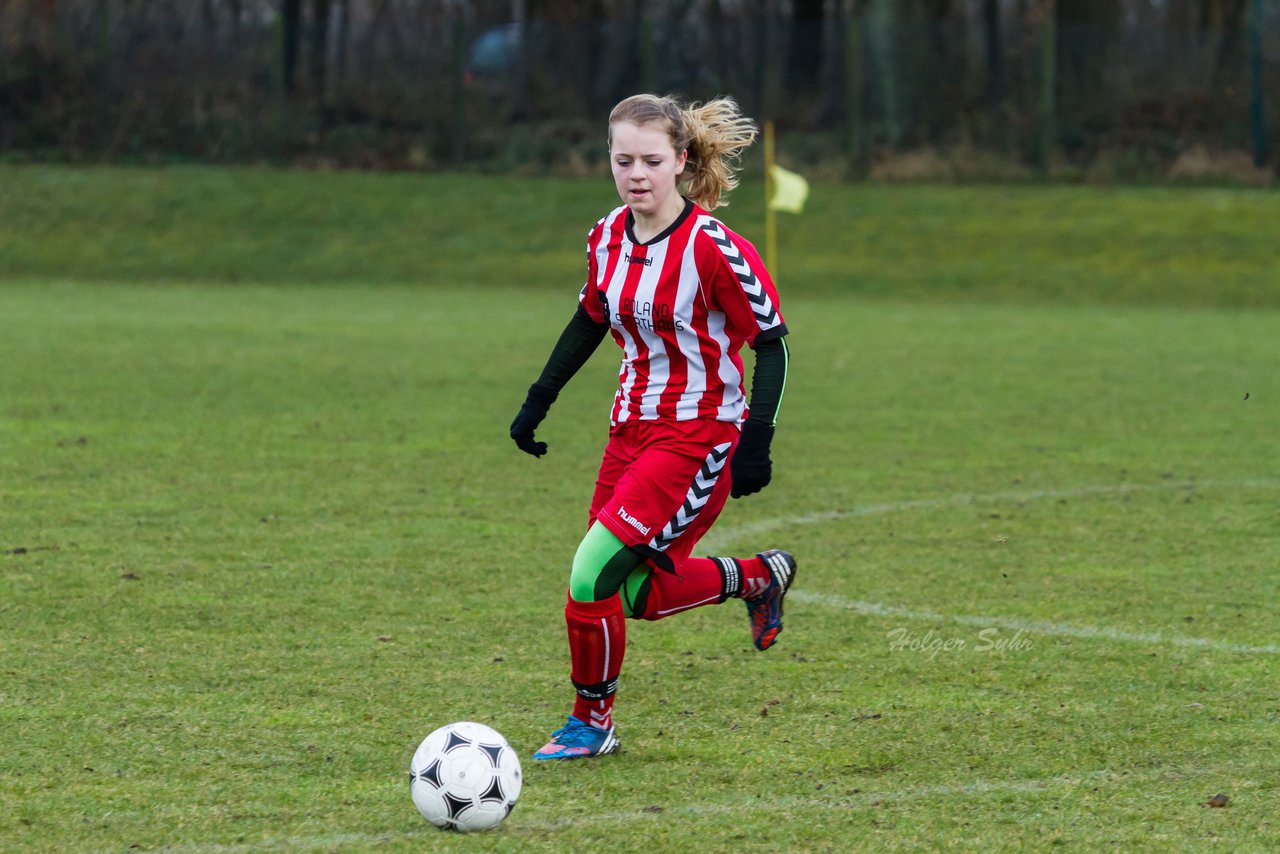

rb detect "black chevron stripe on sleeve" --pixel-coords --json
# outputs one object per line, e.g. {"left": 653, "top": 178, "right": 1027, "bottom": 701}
{"left": 700, "top": 221, "right": 780, "bottom": 328}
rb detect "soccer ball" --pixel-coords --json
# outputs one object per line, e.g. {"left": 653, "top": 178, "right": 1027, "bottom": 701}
{"left": 409, "top": 721, "right": 522, "bottom": 832}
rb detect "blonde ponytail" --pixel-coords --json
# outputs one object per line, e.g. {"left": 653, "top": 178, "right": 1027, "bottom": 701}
{"left": 609, "top": 94, "right": 758, "bottom": 211}
{"left": 678, "top": 98, "right": 757, "bottom": 210}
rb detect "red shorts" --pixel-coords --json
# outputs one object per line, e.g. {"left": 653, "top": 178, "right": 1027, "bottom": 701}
{"left": 589, "top": 419, "right": 741, "bottom": 571}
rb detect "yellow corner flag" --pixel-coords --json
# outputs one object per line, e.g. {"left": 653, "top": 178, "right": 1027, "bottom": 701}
{"left": 767, "top": 163, "right": 810, "bottom": 214}
{"left": 762, "top": 120, "right": 808, "bottom": 277}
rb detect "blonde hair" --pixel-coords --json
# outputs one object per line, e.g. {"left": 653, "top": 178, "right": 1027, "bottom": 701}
{"left": 608, "top": 94, "right": 758, "bottom": 211}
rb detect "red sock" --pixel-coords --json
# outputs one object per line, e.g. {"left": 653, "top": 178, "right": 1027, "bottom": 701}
{"left": 733, "top": 555, "right": 772, "bottom": 600}
{"left": 634, "top": 557, "right": 729, "bottom": 620}
{"left": 565, "top": 593, "right": 625, "bottom": 730}
{"left": 633, "top": 555, "right": 773, "bottom": 620}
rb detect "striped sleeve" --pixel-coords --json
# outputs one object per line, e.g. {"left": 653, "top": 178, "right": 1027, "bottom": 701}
{"left": 578, "top": 216, "right": 608, "bottom": 322}
{"left": 697, "top": 218, "right": 787, "bottom": 347}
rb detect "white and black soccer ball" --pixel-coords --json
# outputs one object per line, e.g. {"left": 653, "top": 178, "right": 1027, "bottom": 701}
{"left": 409, "top": 721, "right": 522, "bottom": 832}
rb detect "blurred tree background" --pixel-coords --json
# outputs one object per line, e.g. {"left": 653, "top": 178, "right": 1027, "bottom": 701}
{"left": 1, "top": 0, "right": 1275, "bottom": 181}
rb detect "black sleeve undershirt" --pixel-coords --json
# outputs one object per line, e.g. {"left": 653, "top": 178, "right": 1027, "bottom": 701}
{"left": 531, "top": 305, "right": 610, "bottom": 398}
{"left": 745, "top": 335, "right": 789, "bottom": 427}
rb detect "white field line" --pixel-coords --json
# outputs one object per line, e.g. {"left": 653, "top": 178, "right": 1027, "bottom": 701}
{"left": 790, "top": 589, "right": 1280, "bottom": 655}
{"left": 157, "top": 770, "right": 1120, "bottom": 852}
{"left": 702, "top": 478, "right": 1280, "bottom": 551}
{"left": 155, "top": 832, "right": 418, "bottom": 853}
{"left": 705, "top": 478, "right": 1280, "bottom": 656}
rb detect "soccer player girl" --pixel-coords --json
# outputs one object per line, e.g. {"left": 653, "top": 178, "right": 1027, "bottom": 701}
{"left": 510, "top": 93, "right": 794, "bottom": 760}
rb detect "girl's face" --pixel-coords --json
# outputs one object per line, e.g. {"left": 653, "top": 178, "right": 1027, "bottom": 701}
{"left": 610, "top": 120, "right": 687, "bottom": 220}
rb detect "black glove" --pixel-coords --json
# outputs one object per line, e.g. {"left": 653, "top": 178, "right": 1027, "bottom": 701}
{"left": 730, "top": 420, "right": 774, "bottom": 498}
{"left": 510, "top": 383, "right": 557, "bottom": 458}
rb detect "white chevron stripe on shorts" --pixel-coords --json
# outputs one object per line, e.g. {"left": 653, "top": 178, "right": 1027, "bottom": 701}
{"left": 648, "top": 441, "right": 733, "bottom": 553}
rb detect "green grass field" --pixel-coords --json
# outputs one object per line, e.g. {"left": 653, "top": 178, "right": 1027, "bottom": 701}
{"left": 2, "top": 166, "right": 1279, "bottom": 851}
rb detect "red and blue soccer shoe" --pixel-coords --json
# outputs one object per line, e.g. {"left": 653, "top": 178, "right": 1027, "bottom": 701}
{"left": 531, "top": 716, "right": 620, "bottom": 761}
{"left": 745, "top": 549, "right": 797, "bottom": 651}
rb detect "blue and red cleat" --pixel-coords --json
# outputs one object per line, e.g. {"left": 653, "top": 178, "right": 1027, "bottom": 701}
{"left": 531, "top": 716, "right": 620, "bottom": 760}
{"left": 745, "top": 549, "right": 797, "bottom": 651}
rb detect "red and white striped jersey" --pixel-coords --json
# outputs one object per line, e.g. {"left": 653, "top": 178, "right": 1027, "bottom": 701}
{"left": 578, "top": 199, "right": 787, "bottom": 425}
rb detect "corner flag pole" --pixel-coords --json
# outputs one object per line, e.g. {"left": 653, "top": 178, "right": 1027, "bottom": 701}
{"left": 764, "top": 120, "right": 778, "bottom": 276}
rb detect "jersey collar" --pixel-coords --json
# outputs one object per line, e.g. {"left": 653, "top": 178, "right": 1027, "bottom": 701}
{"left": 624, "top": 198, "right": 695, "bottom": 247}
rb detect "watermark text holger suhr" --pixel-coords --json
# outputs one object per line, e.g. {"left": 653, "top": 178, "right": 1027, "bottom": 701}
{"left": 887, "top": 627, "right": 1033, "bottom": 659}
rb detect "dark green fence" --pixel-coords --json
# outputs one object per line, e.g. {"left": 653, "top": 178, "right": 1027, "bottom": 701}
{"left": 1, "top": 1, "right": 1275, "bottom": 180}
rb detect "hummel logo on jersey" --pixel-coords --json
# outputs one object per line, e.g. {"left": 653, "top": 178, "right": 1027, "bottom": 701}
{"left": 624, "top": 252, "right": 653, "bottom": 267}
{"left": 617, "top": 506, "right": 651, "bottom": 536}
